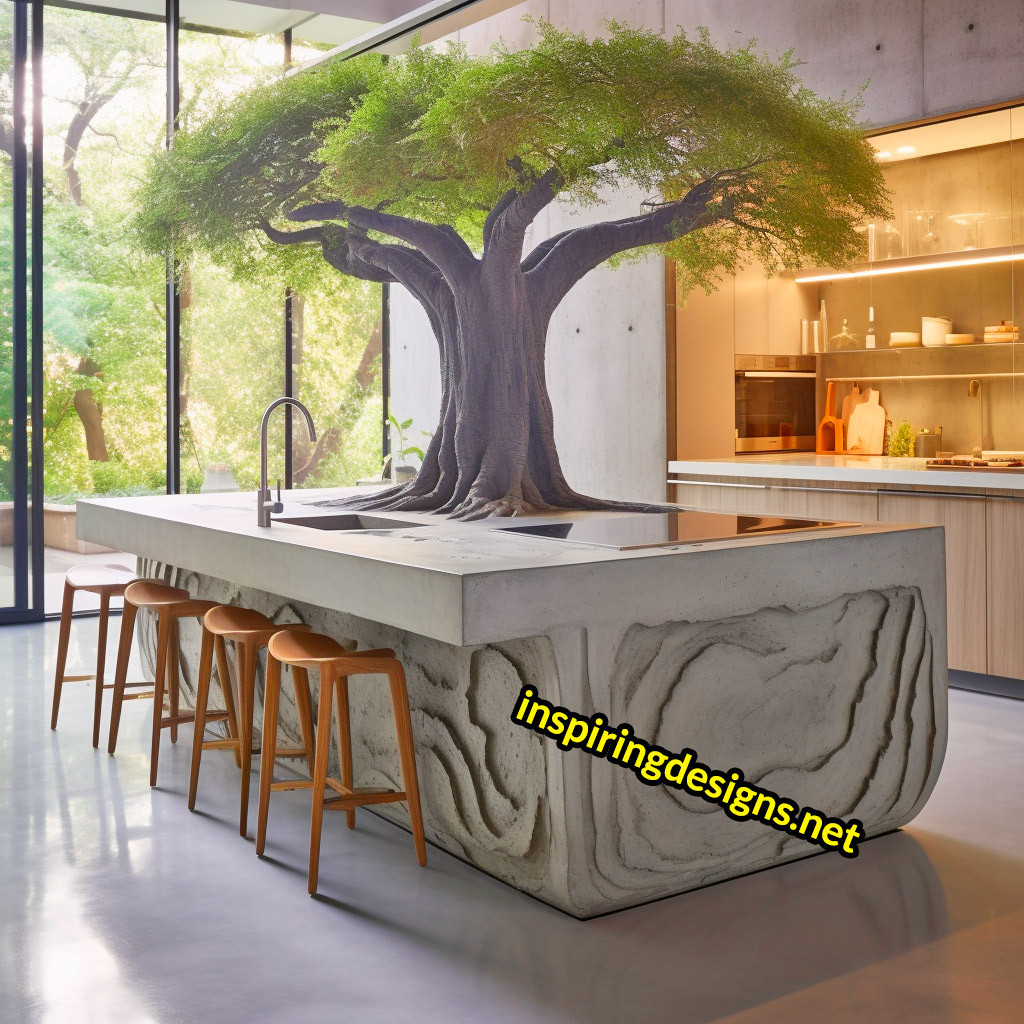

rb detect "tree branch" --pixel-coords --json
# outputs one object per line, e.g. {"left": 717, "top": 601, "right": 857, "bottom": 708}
{"left": 287, "top": 201, "right": 349, "bottom": 223}
{"left": 525, "top": 181, "right": 719, "bottom": 314}
{"left": 259, "top": 218, "right": 325, "bottom": 246}
{"left": 344, "top": 206, "right": 477, "bottom": 284}
{"left": 258, "top": 218, "right": 396, "bottom": 284}
{"left": 63, "top": 94, "right": 112, "bottom": 205}
{"left": 482, "top": 166, "right": 562, "bottom": 272}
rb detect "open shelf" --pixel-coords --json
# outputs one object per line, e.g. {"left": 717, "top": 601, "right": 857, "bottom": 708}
{"left": 797, "top": 244, "right": 1024, "bottom": 283}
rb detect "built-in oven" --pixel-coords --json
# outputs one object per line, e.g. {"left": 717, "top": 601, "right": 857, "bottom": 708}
{"left": 734, "top": 354, "right": 816, "bottom": 454}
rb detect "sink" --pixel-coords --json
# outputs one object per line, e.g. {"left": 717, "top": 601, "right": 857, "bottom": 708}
{"left": 273, "top": 513, "right": 426, "bottom": 532}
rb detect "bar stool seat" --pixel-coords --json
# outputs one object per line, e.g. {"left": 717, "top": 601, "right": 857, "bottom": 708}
{"left": 190, "top": 605, "right": 315, "bottom": 839}
{"left": 51, "top": 562, "right": 139, "bottom": 748}
{"left": 260, "top": 628, "right": 427, "bottom": 894}
{"left": 108, "top": 579, "right": 221, "bottom": 787}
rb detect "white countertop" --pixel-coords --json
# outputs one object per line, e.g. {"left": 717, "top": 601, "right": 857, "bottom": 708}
{"left": 76, "top": 487, "right": 927, "bottom": 646}
{"left": 669, "top": 454, "right": 1024, "bottom": 491}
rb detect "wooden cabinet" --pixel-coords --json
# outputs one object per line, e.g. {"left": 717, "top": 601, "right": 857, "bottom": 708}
{"left": 878, "top": 490, "right": 988, "bottom": 674}
{"left": 672, "top": 474, "right": 1024, "bottom": 679}
{"left": 672, "top": 479, "right": 877, "bottom": 521}
{"left": 985, "top": 496, "right": 1024, "bottom": 680}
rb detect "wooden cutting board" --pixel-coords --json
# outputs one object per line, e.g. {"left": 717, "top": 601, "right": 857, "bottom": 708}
{"left": 841, "top": 384, "right": 868, "bottom": 439}
{"left": 846, "top": 389, "right": 886, "bottom": 454}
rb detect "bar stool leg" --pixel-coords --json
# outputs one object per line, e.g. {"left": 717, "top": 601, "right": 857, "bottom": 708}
{"left": 91, "top": 593, "right": 110, "bottom": 748}
{"left": 215, "top": 636, "right": 241, "bottom": 769}
{"left": 150, "top": 610, "right": 172, "bottom": 788}
{"left": 238, "top": 640, "right": 258, "bottom": 837}
{"left": 168, "top": 619, "right": 181, "bottom": 744}
{"left": 334, "top": 675, "right": 355, "bottom": 830}
{"left": 292, "top": 666, "right": 316, "bottom": 769}
{"left": 256, "top": 654, "right": 282, "bottom": 856}
{"left": 188, "top": 626, "right": 215, "bottom": 811}
{"left": 51, "top": 580, "right": 76, "bottom": 731}
{"left": 388, "top": 663, "right": 427, "bottom": 866}
{"left": 308, "top": 666, "right": 335, "bottom": 895}
{"left": 108, "top": 600, "right": 139, "bottom": 756}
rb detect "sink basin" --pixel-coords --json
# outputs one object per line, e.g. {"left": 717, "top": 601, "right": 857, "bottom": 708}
{"left": 273, "top": 513, "right": 426, "bottom": 532}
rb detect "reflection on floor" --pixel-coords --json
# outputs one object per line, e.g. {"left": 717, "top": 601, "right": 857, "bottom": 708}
{"left": 1, "top": 619, "right": 1023, "bottom": 1023}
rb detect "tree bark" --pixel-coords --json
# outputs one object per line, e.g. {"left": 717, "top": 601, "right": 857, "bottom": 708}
{"left": 73, "top": 359, "right": 108, "bottom": 462}
{"left": 333, "top": 266, "right": 663, "bottom": 520}
{"left": 275, "top": 184, "right": 714, "bottom": 519}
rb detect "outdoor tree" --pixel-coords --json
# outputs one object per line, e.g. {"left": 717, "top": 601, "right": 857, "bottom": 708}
{"left": 138, "top": 21, "right": 890, "bottom": 519}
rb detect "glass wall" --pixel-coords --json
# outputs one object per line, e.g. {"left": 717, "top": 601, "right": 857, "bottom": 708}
{"left": 177, "top": 27, "right": 287, "bottom": 494}
{"left": 1, "top": 1, "right": 397, "bottom": 616}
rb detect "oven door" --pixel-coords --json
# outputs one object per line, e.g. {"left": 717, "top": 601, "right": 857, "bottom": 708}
{"left": 735, "top": 371, "right": 816, "bottom": 453}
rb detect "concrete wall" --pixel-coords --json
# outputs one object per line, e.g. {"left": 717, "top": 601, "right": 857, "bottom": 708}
{"left": 390, "top": 0, "right": 1024, "bottom": 503}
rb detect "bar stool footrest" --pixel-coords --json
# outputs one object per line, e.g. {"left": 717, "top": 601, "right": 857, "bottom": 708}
{"left": 323, "top": 785, "right": 407, "bottom": 810}
{"left": 269, "top": 779, "right": 313, "bottom": 792}
{"left": 160, "top": 713, "right": 196, "bottom": 727}
{"left": 202, "top": 738, "right": 240, "bottom": 751}
{"left": 60, "top": 673, "right": 96, "bottom": 682}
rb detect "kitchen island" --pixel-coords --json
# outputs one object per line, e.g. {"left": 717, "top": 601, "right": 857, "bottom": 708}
{"left": 78, "top": 489, "right": 947, "bottom": 917}
{"left": 670, "top": 454, "right": 1024, "bottom": 681}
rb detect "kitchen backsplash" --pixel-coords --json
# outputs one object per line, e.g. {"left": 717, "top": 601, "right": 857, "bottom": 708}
{"left": 818, "top": 345, "right": 1024, "bottom": 453}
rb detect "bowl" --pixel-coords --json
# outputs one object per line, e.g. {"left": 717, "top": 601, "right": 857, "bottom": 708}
{"left": 945, "top": 333, "right": 975, "bottom": 346}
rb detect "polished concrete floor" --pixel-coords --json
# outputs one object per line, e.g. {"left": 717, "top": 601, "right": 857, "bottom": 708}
{"left": 2, "top": 619, "right": 1024, "bottom": 1024}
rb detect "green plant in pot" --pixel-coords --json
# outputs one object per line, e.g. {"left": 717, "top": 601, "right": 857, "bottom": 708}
{"left": 889, "top": 421, "right": 916, "bottom": 458}
{"left": 137, "top": 21, "right": 890, "bottom": 518}
{"left": 383, "top": 414, "right": 430, "bottom": 484}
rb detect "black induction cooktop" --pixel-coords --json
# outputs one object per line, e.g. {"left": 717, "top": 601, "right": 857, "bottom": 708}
{"left": 493, "top": 512, "right": 856, "bottom": 551}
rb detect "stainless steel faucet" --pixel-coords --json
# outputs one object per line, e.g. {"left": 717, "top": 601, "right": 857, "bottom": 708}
{"left": 258, "top": 397, "right": 316, "bottom": 527}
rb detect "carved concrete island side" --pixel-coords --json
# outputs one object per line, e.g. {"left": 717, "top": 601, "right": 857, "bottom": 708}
{"left": 77, "top": 491, "right": 947, "bottom": 918}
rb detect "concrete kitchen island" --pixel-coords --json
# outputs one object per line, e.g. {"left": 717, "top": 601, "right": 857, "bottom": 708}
{"left": 78, "top": 490, "right": 948, "bottom": 918}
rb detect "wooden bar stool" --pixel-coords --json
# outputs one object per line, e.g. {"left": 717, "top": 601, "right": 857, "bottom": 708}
{"left": 108, "top": 580, "right": 220, "bottom": 787}
{"left": 51, "top": 563, "right": 139, "bottom": 747}
{"left": 259, "top": 629, "right": 427, "bottom": 894}
{"left": 189, "top": 606, "right": 316, "bottom": 839}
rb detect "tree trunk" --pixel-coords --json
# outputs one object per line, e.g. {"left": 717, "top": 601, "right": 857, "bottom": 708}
{"left": 74, "top": 358, "right": 108, "bottom": 462}
{"left": 333, "top": 271, "right": 663, "bottom": 520}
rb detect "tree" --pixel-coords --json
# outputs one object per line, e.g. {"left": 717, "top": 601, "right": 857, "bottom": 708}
{"left": 137, "top": 21, "right": 890, "bottom": 519}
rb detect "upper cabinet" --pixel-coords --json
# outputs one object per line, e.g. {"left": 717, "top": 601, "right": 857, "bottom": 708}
{"left": 673, "top": 101, "right": 1024, "bottom": 460}
{"left": 808, "top": 105, "right": 1024, "bottom": 350}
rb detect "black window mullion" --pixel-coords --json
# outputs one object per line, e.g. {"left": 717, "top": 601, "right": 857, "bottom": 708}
{"left": 11, "top": 1, "right": 28, "bottom": 610}
{"left": 30, "top": 0, "right": 44, "bottom": 615}
{"left": 165, "top": 0, "right": 180, "bottom": 494}
{"left": 283, "top": 28, "right": 293, "bottom": 490}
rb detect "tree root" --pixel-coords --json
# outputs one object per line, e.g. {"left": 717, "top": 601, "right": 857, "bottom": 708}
{"left": 315, "top": 480, "right": 676, "bottom": 520}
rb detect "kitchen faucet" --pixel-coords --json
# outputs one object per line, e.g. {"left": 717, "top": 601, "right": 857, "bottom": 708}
{"left": 258, "top": 397, "right": 316, "bottom": 527}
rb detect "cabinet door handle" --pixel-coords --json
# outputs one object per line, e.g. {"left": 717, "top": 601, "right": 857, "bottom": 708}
{"left": 882, "top": 488, "right": 987, "bottom": 501}
{"left": 667, "top": 479, "right": 767, "bottom": 490}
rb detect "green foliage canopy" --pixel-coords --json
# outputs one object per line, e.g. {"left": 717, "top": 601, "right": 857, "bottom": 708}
{"left": 137, "top": 20, "right": 891, "bottom": 295}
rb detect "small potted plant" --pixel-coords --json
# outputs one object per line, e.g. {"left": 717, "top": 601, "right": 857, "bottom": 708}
{"left": 889, "top": 421, "right": 916, "bottom": 458}
{"left": 383, "top": 413, "right": 430, "bottom": 483}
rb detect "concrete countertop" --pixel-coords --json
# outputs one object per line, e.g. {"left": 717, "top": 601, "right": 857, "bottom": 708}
{"left": 669, "top": 454, "right": 1024, "bottom": 492}
{"left": 76, "top": 487, "right": 929, "bottom": 647}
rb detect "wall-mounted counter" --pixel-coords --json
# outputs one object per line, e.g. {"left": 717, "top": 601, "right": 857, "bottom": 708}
{"left": 669, "top": 454, "right": 1024, "bottom": 679}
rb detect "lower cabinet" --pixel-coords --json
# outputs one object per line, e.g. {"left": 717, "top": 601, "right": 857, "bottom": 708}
{"left": 672, "top": 477, "right": 1024, "bottom": 679}
{"left": 877, "top": 491, "right": 988, "bottom": 674}
{"left": 985, "top": 497, "right": 1024, "bottom": 680}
